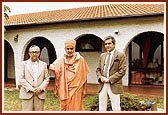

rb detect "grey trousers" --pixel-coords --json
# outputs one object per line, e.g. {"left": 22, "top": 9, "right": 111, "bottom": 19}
{"left": 22, "top": 95, "right": 45, "bottom": 111}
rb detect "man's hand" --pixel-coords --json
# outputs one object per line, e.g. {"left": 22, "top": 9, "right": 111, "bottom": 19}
{"left": 101, "top": 77, "right": 109, "bottom": 83}
{"left": 32, "top": 87, "right": 42, "bottom": 95}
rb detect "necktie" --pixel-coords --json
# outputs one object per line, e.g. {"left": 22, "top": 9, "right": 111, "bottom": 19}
{"left": 104, "top": 53, "right": 111, "bottom": 77}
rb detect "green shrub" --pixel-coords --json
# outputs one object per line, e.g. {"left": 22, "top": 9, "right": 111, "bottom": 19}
{"left": 90, "top": 92, "right": 140, "bottom": 111}
{"left": 120, "top": 92, "right": 139, "bottom": 111}
{"left": 4, "top": 89, "right": 164, "bottom": 111}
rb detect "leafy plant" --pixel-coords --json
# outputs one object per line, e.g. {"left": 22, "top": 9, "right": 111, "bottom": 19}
{"left": 3, "top": 89, "right": 164, "bottom": 111}
{"left": 89, "top": 92, "right": 164, "bottom": 111}
{"left": 120, "top": 92, "right": 139, "bottom": 111}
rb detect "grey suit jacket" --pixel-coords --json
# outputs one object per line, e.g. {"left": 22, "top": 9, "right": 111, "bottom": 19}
{"left": 19, "top": 59, "right": 50, "bottom": 99}
{"left": 96, "top": 49, "right": 126, "bottom": 94}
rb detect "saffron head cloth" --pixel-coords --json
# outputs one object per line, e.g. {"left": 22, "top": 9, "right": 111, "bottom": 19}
{"left": 64, "top": 39, "right": 76, "bottom": 48}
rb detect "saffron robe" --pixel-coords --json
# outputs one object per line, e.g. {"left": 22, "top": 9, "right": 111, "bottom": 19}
{"left": 49, "top": 52, "right": 90, "bottom": 111}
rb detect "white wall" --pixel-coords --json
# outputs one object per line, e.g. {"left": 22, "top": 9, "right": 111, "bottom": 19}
{"left": 4, "top": 16, "right": 164, "bottom": 86}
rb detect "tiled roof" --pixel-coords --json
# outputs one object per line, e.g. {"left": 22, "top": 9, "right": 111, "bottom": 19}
{"left": 4, "top": 3, "right": 164, "bottom": 26}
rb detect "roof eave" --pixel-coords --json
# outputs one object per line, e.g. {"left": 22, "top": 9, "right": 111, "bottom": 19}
{"left": 4, "top": 13, "right": 164, "bottom": 27}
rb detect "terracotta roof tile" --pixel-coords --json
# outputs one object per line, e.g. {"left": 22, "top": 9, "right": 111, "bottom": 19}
{"left": 4, "top": 4, "right": 164, "bottom": 26}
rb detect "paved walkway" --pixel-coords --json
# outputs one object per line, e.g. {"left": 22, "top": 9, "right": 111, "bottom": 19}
{"left": 86, "top": 83, "right": 164, "bottom": 98}
{"left": 123, "top": 85, "right": 164, "bottom": 98}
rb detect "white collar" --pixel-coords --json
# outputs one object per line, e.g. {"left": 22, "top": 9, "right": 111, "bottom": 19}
{"left": 108, "top": 49, "right": 115, "bottom": 55}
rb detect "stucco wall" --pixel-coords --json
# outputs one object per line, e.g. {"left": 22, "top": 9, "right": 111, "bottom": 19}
{"left": 4, "top": 16, "right": 164, "bottom": 86}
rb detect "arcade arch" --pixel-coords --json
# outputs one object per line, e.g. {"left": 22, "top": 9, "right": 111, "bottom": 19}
{"left": 4, "top": 40, "right": 15, "bottom": 82}
{"left": 128, "top": 31, "right": 164, "bottom": 85}
{"left": 75, "top": 34, "right": 103, "bottom": 83}
{"left": 23, "top": 36, "right": 57, "bottom": 78}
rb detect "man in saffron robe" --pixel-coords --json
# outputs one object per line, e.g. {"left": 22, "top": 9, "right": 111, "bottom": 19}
{"left": 49, "top": 39, "right": 90, "bottom": 111}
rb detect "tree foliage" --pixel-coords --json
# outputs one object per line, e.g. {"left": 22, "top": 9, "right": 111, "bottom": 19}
{"left": 4, "top": 5, "right": 11, "bottom": 20}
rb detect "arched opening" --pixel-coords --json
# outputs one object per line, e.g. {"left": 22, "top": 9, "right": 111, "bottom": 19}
{"left": 75, "top": 34, "right": 103, "bottom": 84}
{"left": 76, "top": 34, "right": 103, "bottom": 52}
{"left": 4, "top": 40, "right": 15, "bottom": 82}
{"left": 129, "top": 31, "right": 164, "bottom": 86}
{"left": 24, "top": 37, "right": 56, "bottom": 65}
{"left": 23, "top": 37, "right": 57, "bottom": 79}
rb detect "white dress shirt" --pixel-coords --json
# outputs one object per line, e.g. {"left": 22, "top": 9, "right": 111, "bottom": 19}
{"left": 31, "top": 60, "right": 39, "bottom": 86}
{"left": 104, "top": 49, "right": 115, "bottom": 78}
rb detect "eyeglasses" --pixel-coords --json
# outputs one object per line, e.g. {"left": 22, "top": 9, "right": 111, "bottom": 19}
{"left": 29, "top": 51, "right": 40, "bottom": 54}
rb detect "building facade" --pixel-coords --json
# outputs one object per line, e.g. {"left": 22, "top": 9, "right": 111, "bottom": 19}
{"left": 4, "top": 3, "right": 165, "bottom": 88}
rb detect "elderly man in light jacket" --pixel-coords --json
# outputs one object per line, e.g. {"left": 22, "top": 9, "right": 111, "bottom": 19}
{"left": 19, "top": 45, "right": 50, "bottom": 111}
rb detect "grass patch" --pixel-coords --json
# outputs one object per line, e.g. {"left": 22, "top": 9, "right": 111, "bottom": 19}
{"left": 3, "top": 88, "right": 164, "bottom": 111}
